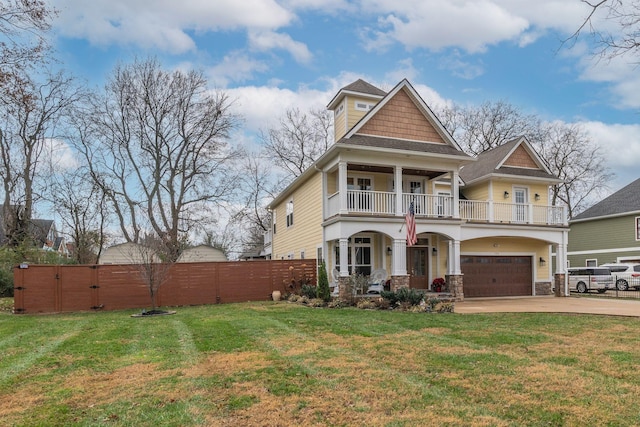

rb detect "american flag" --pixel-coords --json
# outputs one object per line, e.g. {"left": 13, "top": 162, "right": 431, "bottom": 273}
{"left": 406, "top": 201, "right": 417, "bottom": 246}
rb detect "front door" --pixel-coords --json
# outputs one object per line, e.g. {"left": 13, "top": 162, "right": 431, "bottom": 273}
{"left": 407, "top": 247, "right": 429, "bottom": 289}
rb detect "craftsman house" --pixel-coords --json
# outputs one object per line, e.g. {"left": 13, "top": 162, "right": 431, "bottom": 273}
{"left": 568, "top": 177, "right": 640, "bottom": 267}
{"left": 268, "top": 79, "right": 569, "bottom": 300}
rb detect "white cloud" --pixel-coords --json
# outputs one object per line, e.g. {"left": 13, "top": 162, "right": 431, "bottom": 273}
{"left": 577, "top": 55, "right": 640, "bottom": 109}
{"left": 361, "top": 0, "right": 530, "bottom": 53}
{"left": 226, "top": 84, "right": 332, "bottom": 134}
{"left": 580, "top": 121, "right": 640, "bottom": 190}
{"left": 384, "top": 58, "right": 420, "bottom": 83}
{"left": 54, "top": 0, "right": 293, "bottom": 52}
{"left": 208, "top": 51, "right": 270, "bottom": 87}
{"left": 45, "top": 138, "right": 79, "bottom": 170}
{"left": 248, "top": 30, "right": 312, "bottom": 64}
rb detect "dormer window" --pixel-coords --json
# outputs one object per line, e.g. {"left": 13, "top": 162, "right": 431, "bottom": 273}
{"left": 336, "top": 103, "right": 344, "bottom": 116}
{"left": 355, "top": 102, "right": 374, "bottom": 111}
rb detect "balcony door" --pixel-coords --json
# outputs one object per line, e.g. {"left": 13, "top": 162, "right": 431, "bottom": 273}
{"left": 513, "top": 187, "right": 528, "bottom": 223}
{"left": 347, "top": 176, "right": 372, "bottom": 211}
{"left": 404, "top": 179, "right": 424, "bottom": 215}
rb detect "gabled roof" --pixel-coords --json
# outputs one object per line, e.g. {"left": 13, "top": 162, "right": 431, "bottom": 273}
{"left": 459, "top": 137, "right": 559, "bottom": 185}
{"left": 326, "top": 79, "right": 386, "bottom": 110}
{"left": 571, "top": 177, "right": 640, "bottom": 222}
{"left": 343, "top": 79, "right": 468, "bottom": 154}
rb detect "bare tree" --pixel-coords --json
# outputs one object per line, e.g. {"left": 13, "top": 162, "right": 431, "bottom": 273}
{"left": 0, "top": 70, "right": 84, "bottom": 246}
{"left": 74, "top": 58, "right": 242, "bottom": 261}
{"left": 437, "top": 100, "right": 614, "bottom": 217}
{"left": 537, "top": 122, "right": 614, "bottom": 217}
{"left": 437, "top": 101, "right": 543, "bottom": 155}
{"left": 49, "top": 168, "right": 108, "bottom": 264}
{"left": 569, "top": 0, "right": 640, "bottom": 60}
{"left": 0, "top": 0, "right": 56, "bottom": 79}
{"left": 124, "top": 237, "right": 174, "bottom": 313}
{"left": 232, "top": 150, "right": 280, "bottom": 255}
{"left": 260, "top": 107, "right": 333, "bottom": 182}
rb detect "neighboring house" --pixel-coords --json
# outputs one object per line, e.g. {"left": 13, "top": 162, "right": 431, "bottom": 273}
{"left": 267, "top": 78, "right": 569, "bottom": 299}
{"left": 568, "top": 178, "right": 640, "bottom": 267}
{"left": 177, "top": 245, "right": 227, "bottom": 263}
{"left": 0, "top": 206, "right": 67, "bottom": 256}
{"left": 99, "top": 242, "right": 156, "bottom": 264}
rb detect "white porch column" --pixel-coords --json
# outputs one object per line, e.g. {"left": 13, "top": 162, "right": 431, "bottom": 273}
{"left": 339, "top": 161, "right": 348, "bottom": 214}
{"left": 339, "top": 238, "right": 349, "bottom": 276}
{"left": 394, "top": 166, "right": 403, "bottom": 216}
{"left": 392, "top": 238, "right": 407, "bottom": 276}
{"left": 556, "top": 230, "right": 569, "bottom": 296}
{"left": 452, "top": 170, "right": 460, "bottom": 218}
{"left": 448, "top": 239, "right": 462, "bottom": 275}
{"left": 321, "top": 169, "right": 327, "bottom": 220}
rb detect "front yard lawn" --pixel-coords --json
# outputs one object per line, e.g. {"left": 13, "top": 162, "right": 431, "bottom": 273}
{"left": 1, "top": 301, "right": 639, "bottom": 426}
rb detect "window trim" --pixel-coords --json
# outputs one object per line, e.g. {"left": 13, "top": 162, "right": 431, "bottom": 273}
{"left": 354, "top": 101, "right": 374, "bottom": 112}
{"left": 636, "top": 216, "right": 640, "bottom": 241}
{"left": 586, "top": 258, "right": 597, "bottom": 267}
{"left": 286, "top": 199, "right": 294, "bottom": 228}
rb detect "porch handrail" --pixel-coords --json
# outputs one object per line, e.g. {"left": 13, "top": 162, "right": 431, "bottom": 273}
{"left": 346, "top": 190, "right": 395, "bottom": 214}
{"left": 402, "top": 193, "right": 453, "bottom": 218}
{"left": 328, "top": 189, "right": 567, "bottom": 225}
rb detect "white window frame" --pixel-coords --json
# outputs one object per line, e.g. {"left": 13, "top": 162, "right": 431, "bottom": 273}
{"left": 586, "top": 259, "right": 597, "bottom": 267}
{"left": 636, "top": 216, "right": 640, "bottom": 241}
{"left": 336, "top": 103, "right": 344, "bottom": 116}
{"left": 354, "top": 101, "right": 374, "bottom": 112}
{"left": 286, "top": 200, "right": 294, "bottom": 228}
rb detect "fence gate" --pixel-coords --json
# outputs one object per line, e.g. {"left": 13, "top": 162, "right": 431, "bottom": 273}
{"left": 13, "top": 265, "right": 58, "bottom": 313}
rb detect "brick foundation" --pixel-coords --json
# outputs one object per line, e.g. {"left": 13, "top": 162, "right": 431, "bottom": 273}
{"left": 446, "top": 274, "right": 464, "bottom": 301}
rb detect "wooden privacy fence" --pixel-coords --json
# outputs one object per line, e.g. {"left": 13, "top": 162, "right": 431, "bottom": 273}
{"left": 13, "top": 260, "right": 316, "bottom": 314}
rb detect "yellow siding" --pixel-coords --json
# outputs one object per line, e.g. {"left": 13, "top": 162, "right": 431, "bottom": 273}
{"left": 493, "top": 182, "right": 550, "bottom": 204}
{"left": 327, "top": 170, "right": 337, "bottom": 194}
{"left": 334, "top": 101, "right": 346, "bottom": 142}
{"left": 463, "top": 184, "right": 490, "bottom": 201}
{"left": 461, "top": 237, "right": 551, "bottom": 279}
{"left": 272, "top": 173, "right": 323, "bottom": 260}
{"left": 347, "top": 95, "right": 374, "bottom": 131}
{"left": 432, "top": 183, "right": 451, "bottom": 196}
{"left": 373, "top": 173, "right": 391, "bottom": 191}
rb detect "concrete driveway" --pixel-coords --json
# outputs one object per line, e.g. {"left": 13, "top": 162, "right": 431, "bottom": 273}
{"left": 455, "top": 296, "right": 640, "bottom": 317}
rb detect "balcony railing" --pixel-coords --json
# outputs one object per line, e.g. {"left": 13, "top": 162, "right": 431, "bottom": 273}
{"left": 327, "top": 190, "right": 567, "bottom": 225}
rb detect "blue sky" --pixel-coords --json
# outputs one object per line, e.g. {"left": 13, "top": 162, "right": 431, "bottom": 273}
{"left": 49, "top": 0, "right": 640, "bottom": 193}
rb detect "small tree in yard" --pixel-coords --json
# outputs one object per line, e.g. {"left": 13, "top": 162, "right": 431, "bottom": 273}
{"left": 317, "top": 261, "right": 330, "bottom": 302}
{"left": 126, "top": 238, "right": 175, "bottom": 314}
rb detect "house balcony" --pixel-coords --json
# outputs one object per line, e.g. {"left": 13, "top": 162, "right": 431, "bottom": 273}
{"left": 326, "top": 190, "right": 567, "bottom": 226}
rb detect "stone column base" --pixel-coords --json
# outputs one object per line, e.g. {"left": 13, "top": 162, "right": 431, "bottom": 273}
{"left": 446, "top": 274, "right": 464, "bottom": 301}
{"left": 337, "top": 276, "right": 351, "bottom": 300}
{"left": 535, "top": 281, "right": 552, "bottom": 295}
{"left": 554, "top": 273, "right": 567, "bottom": 297}
{"left": 391, "top": 275, "right": 409, "bottom": 291}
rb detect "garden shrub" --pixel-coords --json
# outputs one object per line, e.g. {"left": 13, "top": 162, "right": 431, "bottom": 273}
{"left": 300, "top": 284, "right": 317, "bottom": 299}
{"left": 316, "top": 261, "right": 331, "bottom": 302}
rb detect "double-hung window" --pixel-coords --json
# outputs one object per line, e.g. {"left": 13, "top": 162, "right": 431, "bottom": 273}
{"left": 286, "top": 200, "right": 294, "bottom": 227}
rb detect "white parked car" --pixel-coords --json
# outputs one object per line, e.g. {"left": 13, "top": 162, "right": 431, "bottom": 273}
{"left": 567, "top": 267, "right": 613, "bottom": 293}
{"left": 599, "top": 263, "right": 640, "bottom": 291}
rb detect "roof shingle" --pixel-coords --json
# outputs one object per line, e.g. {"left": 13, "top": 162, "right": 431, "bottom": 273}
{"left": 572, "top": 177, "right": 640, "bottom": 221}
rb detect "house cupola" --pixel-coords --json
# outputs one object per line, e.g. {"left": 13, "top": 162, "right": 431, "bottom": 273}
{"left": 326, "top": 79, "right": 386, "bottom": 142}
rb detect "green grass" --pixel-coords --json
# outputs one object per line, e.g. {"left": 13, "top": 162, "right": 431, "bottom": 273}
{"left": 1, "top": 299, "right": 640, "bottom": 426}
